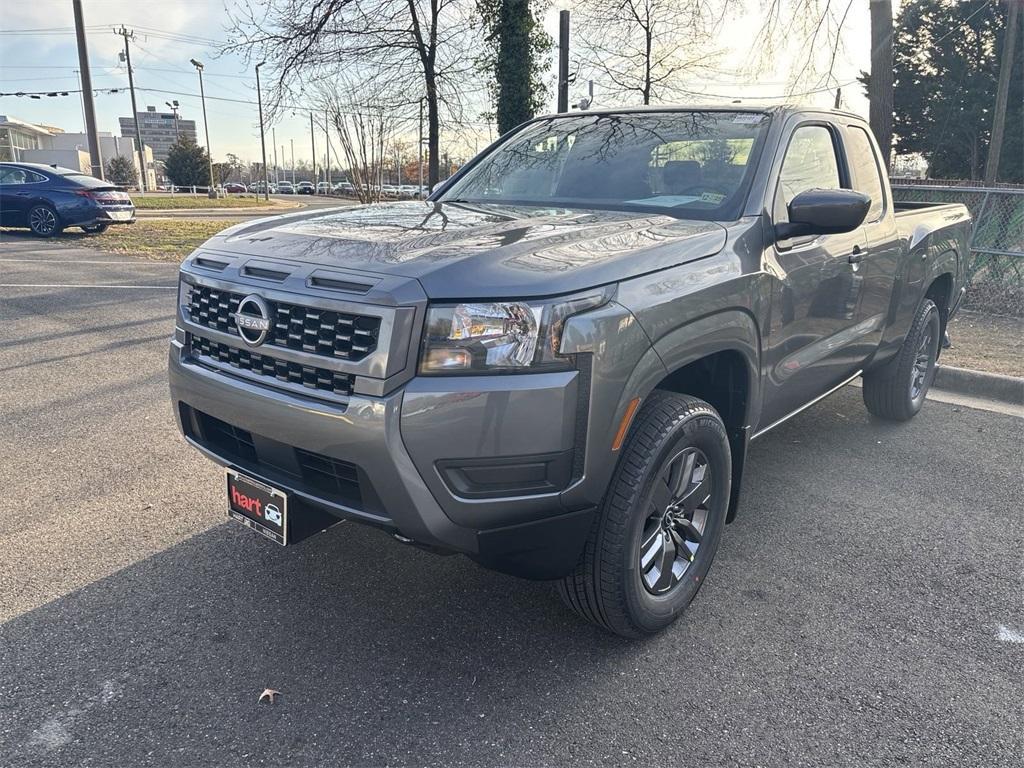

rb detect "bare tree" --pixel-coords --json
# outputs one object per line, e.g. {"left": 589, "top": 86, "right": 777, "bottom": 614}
{"left": 573, "top": 0, "right": 728, "bottom": 106}
{"left": 318, "top": 75, "right": 406, "bottom": 203}
{"left": 224, "top": 0, "right": 480, "bottom": 189}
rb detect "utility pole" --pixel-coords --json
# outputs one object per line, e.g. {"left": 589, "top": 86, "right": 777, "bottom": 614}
{"left": 309, "top": 111, "right": 317, "bottom": 190}
{"left": 116, "top": 27, "right": 147, "bottom": 191}
{"left": 72, "top": 0, "right": 103, "bottom": 178}
{"left": 834, "top": 87, "right": 842, "bottom": 110}
{"left": 557, "top": 10, "right": 570, "bottom": 113}
{"left": 868, "top": 0, "right": 894, "bottom": 171}
{"left": 985, "top": 0, "right": 1020, "bottom": 185}
{"left": 73, "top": 69, "right": 87, "bottom": 132}
{"left": 190, "top": 58, "right": 216, "bottom": 196}
{"left": 255, "top": 61, "right": 269, "bottom": 201}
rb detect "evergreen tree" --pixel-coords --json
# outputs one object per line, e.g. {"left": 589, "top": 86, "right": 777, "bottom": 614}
{"left": 889, "top": 0, "right": 1022, "bottom": 182}
{"left": 105, "top": 155, "right": 138, "bottom": 188}
{"left": 164, "top": 137, "right": 211, "bottom": 187}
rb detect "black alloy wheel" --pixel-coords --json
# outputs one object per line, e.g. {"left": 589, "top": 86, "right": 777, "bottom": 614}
{"left": 558, "top": 392, "right": 731, "bottom": 638}
{"left": 28, "top": 204, "right": 60, "bottom": 237}
{"left": 639, "top": 447, "right": 712, "bottom": 595}
{"left": 863, "top": 298, "right": 940, "bottom": 421}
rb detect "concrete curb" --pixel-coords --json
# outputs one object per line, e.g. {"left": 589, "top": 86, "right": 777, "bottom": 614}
{"left": 933, "top": 365, "right": 1024, "bottom": 406}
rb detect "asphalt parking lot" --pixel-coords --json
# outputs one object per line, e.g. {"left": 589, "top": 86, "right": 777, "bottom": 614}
{"left": 1, "top": 236, "right": 1022, "bottom": 767}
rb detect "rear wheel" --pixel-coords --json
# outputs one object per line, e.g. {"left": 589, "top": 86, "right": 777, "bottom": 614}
{"left": 862, "top": 299, "right": 940, "bottom": 421}
{"left": 557, "top": 392, "right": 731, "bottom": 638}
{"left": 28, "top": 204, "right": 62, "bottom": 237}
{"left": 81, "top": 223, "right": 110, "bottom": 234}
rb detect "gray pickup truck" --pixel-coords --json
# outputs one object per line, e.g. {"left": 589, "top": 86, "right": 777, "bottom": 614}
{"left": 170, "top": 105, "right": 970, "bottom": 637}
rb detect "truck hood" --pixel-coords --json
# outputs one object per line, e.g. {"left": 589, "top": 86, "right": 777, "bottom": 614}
{"left": 207, "top": 201, "right": 727, "bottom": 299}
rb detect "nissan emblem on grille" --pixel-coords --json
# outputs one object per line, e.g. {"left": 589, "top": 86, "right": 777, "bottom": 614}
{"left": 233, "top": 294, "right": 273, "bottom": 346}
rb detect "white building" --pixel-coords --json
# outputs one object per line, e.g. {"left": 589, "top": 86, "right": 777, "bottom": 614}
{"left": 0, "top": 115, "right": 157, "bottom": 189}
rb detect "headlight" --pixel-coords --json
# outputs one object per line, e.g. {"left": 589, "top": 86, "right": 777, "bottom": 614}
{"left": 419, "top": 291, "right": 609, "bottom": 374}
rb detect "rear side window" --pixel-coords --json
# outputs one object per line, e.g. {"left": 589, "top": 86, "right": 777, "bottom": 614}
{"left": 777, "top": 126, "right": 841, "bottom": 207}
{"left": 845, "top": 126, "right": 885, "bottom": 221}
{"left": 0, "top": 168, "right": 46, "bottom": 184}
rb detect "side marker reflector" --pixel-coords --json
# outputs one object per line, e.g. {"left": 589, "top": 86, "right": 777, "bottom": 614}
{"left": 612, "top": 397, "right": 641, "bottom": 451}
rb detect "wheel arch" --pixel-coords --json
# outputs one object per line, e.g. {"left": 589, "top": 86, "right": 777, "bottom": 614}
{"left": 618, "top": 309, "right": 761, "bottom": 523}
{"left": 923, "top": 268, "right": 954, "bottom": 340}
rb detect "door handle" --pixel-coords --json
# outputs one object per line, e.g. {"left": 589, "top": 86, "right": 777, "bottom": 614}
{"left": 848, "top": 245, "right": 865, "bottom": 264}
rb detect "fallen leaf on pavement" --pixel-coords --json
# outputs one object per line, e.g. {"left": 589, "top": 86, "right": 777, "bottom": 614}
{"left": 258, "top": 688, "right": 281, "bottom": 704}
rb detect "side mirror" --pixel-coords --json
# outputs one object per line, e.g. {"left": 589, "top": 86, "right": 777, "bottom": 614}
{"left": 775, "top": 188, "right": 871, "bottom": 240}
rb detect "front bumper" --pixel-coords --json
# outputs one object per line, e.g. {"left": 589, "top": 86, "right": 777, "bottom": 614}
{"left": 169, "top": 340, "right": 595, "bottom": 579}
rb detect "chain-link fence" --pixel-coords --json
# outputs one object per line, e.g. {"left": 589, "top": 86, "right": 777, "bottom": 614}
{"left": 891, "top": 182, "right": 1024, "bottom": 315}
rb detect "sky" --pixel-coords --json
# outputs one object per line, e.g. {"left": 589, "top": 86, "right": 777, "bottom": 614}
{"left": 0, "top": 0, "right": 888, "bottom": 167}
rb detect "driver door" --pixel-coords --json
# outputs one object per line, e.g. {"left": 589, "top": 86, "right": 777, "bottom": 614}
{"left": 759, "top": 123, "right": 869, "bottom": 429}
{"left": 0, "top": 166, "right": 32, "bottom": 226}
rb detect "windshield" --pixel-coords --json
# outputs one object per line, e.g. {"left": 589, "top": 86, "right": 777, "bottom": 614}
{"left": 441, "top": 110, "right": 769, "bottom": 220}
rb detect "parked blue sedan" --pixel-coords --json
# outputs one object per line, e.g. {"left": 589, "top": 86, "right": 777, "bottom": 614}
{"left": 0, "top": 162, "right": 135, "bottom": 237}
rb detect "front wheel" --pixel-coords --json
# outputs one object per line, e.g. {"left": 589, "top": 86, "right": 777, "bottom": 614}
{"left": 28, "top": 204, "right": 62, "bottom": 237}
{"left": 862, "top": 299, "right": 940, "bottom": 421}
{"left": 557, "top": 392, "right": 731, "bottom": 638}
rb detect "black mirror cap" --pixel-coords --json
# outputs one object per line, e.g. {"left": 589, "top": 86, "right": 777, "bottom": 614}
{"left": 776, "top": 188, "right": 871, "bottom": 240}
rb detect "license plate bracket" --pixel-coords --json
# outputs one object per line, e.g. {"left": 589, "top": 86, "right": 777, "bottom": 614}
{"left": 226, "top": 471, "right": 288, "bottom": 545}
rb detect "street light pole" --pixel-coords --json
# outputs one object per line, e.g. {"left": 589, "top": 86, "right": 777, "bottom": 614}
{"left": 165, "top": 101, "right": 180, "bottom": 140}
{"left": 272, "top": 127, "right": 278, "bottom": 184}
{"left": 324, "top": 109, "right": 332, "bottom": 190}
{"left": 255, "top": 61, "right": 269, "bottom": 202}
{"left": 418, "top": 97, "right": 424, "bottom": 195}
{"left": 309, "top": 111, "right": 317, "bottom": 192}
{"left": 190, "top": 58, "right": 216, "bottom": 197}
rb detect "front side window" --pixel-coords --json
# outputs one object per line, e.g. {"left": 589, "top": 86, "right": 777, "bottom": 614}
{"left": 845, "top": 125, "right": 885, "bottom": 221}
{"left": 441, "top": 111, "right": 770, "bottom": 220}
{"left": 777, "top": 125, "right": 841, "bottom": 208}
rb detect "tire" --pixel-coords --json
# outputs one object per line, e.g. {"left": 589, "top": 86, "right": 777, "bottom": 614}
{"left": 82, "top": 223, "right": 110, "bottom": 234}
{"left": 557, "top": 391, "right": 731, "bottom": 638}
{"left": 862, "top": 299, "right": 940, "bottom": 421}
{"left": 27, "top": 204, "right": 62, "bottom": 237}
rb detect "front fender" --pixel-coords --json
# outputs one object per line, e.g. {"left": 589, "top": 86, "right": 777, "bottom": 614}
{"left": 648, "top": 309, "right": 762, "bottom": 428}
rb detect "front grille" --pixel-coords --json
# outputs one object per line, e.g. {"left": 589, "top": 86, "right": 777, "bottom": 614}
{"left": 187, "top": 408, "right": 363, "bottom": 510}
{"left": 191, "top": 335, "right": 354, "bottom": 397}
{"left": 186, "top": 284, "right": 380, "bottom": 361}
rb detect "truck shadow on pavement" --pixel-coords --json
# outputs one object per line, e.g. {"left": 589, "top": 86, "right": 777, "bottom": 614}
{"left": 0, "top": 519, "right": 641, "bottom": 765}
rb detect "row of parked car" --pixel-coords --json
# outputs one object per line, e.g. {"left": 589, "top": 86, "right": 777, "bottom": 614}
{"left": 224, "top": 180, "right": 429, "bottom": 199}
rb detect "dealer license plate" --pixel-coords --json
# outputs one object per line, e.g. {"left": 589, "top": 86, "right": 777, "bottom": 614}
{"left": 226, "top": 471, "right": 288, "bottom": 545}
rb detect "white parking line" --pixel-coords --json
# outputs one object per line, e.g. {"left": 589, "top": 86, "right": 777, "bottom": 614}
{"left": 0, "top": 259, "right": 179, "bottom": 265}
{"left": 998, "top": 625, "right": 1024, "bottom": 644}
{"left": 0, "top": 283, "right": 176, "bottom": 289}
